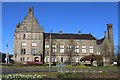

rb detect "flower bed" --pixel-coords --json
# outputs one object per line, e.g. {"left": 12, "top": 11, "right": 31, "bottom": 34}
{"left": 2, "top": 74, "right": 49, "bottom": 80}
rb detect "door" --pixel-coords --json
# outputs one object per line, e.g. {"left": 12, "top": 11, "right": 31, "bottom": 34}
{"left": 35, "top": 57, "right": 39, "bottom": 62}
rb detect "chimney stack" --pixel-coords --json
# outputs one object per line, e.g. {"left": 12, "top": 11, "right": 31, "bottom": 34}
{"left": 28, "top": 7, "right": 34, "bottom": 16}
{"left": 107, "top": 24, "right": 113, "bottom": 43}
{"left": 59, "top": 28, "right": 62, "bottom": 34}
{"left": 78, "top": 31, "right": 81, "bottom": 35}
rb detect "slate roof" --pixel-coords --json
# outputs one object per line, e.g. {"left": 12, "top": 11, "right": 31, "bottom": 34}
{"left": 97, "top": 37, "right": 105, "bottom": 45}
{"left": 45, "top": 33, "right": 96, "bottom": 40}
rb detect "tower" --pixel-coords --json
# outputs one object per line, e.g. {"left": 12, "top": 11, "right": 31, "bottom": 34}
{"left": 14, "top": 7, "right": 44, "bottom": 63}
{"left": 107, "top": 24, "right": 114, "bottom": 63}
{"left": 107, "top": 24, "right": 113, "bottom": 43}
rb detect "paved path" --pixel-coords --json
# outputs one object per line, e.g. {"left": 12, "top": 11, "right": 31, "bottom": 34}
{"left": 1, "top": 67, "right": 118, "bottom": 74}
{"left": 1, "top": 68, "right": 57, "bottom": 74}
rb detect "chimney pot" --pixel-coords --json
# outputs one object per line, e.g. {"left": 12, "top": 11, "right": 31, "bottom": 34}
{"left": 59, "top": 28, "right": 62, "bottom": 34}
{"left": 78, "top": 31, "right": 81, "bottom": 35}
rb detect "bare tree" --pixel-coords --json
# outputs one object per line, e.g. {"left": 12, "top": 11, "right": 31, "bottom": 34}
{"left": 101, "top": 41, "right": 114, "bottom": 65}
{"left": 65, "top": 38, "right": 75, "bottom": 65}
{"left": 118, "top": 45, "right": 120, "bottom": 66}
{"left": 114, "top": 45, "right": 120, "bottom": 66}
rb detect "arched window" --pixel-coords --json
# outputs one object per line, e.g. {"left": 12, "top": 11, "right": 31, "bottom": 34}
{"left": 75, "top": 46, "right": 79, "bottom": 53}
{"left": 89, "top": 45, "right": 93, "bottom": 53}
{"left": 67, "top": 45, "right": 72, "bottom": 52}
{"left": 75, "top": 43, "right": 79, "bottom": 53}
{"left": 60, "top": 43, "right": 64, "bottom": 53}
{"left": 82, "top": 42, "right": 86, "bottom": 53}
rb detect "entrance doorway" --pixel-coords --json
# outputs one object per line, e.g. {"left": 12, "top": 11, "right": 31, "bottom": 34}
{"left": 35, "top": 57, "right": 39, "bottom": 62}
{"left": 61, "top": 57, "right": 63, "bottom": 62}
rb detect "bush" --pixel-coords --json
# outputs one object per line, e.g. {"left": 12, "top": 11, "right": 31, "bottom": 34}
{"left": 42, "top": 63, "right": 49, "bottom": 66}
{"left": 97, "top": 61, "right": 103, "bottom": 66}
{"left": 52, "top": 62, "right": 57, "bottom": 66}
{"left": 2, "top": 74, "right": 49, "bottom": 80}
{"left": 13, "top": 62, "right": 24, "bottom": 66}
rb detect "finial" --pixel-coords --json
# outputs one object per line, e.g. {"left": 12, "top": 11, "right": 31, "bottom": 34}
{"left": 78, "top": 30, "right": 81, "bottom": 35}
{"left": 60, "top": 27, "right": 62, "bottom": 34}
{"left": 28, "top": 7, "right": 34, "bottom": 15}
{"left": 6, "top": 40, "right": 8, "bottom": 47}
{"left": 107, "top": 23, "right": 113, "bottom": 29}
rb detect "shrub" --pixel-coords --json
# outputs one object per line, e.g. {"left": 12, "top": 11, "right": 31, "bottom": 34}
{"left": 2, "top": 74, "right": 49, "bottom": 80}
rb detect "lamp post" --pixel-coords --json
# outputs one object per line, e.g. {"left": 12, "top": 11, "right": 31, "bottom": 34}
{"left": 6, "top": 40, "right": 9, "bottom": 64}
{"left": 49, "top": 30, "right": 52, "bottom": 70}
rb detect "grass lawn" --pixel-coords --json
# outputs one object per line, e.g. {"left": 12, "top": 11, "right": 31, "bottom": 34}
{"left": 1, "top": 65, "right": 119, "bottom": 79}
{"left": 1, "top": 63, "right": 119, "bottom": 69}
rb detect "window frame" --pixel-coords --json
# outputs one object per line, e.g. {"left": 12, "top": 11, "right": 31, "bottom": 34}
{"left": 21, "top": 42, "right": 26, "bottom": 47}
{"left": 89, "top": 45, "right": 93, "bottom": 53}
{"left": 31, "top": 48, "right": 36, "bottom": 54}
{"left": 75, "top": 45, "right": 79, "bottom": 53}
{"left": 60, "top": 45, "right": 64, "bottom": 53}
{"left": 52, "top": 43, "right": 57, "bottom": 53}
{"left": 32, "top": 42, "right": 37, "bottom": 47}
{"left": 82, "top": 45, "right": 86, "bottom": 53}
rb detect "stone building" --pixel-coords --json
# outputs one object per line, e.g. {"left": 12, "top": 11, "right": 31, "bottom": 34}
{"left": 13, "top": 7, "right": 114, "bottom": 66}
{"left": 14, "top": 8, "right": 44, "bottom": 63}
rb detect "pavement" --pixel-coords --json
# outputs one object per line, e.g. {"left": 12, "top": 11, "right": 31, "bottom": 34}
{"left": 1, "top": 67, "right": 57, "bottom": 74}
{"left": 1, "top": 66, "right": 119, "bottom": 74}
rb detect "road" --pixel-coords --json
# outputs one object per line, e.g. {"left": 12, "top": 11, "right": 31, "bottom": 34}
{"left": 1, "top": 67, "right": 119, "bottom": 74}
{"left": 1, "top": 67, "right": 58, "bottom": 74}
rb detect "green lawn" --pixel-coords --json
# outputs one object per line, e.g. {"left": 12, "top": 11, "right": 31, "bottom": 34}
{"left": 1, "top": 63, "right": 119, "bottom": 69}
{"left": 1, "top": 65, "right": 119, "bottom": 79}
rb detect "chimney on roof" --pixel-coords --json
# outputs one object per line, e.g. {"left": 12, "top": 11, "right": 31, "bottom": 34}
{"left": 107, "top": 23, "right": 113, "bottom": 42}
{"left": 59, "top": 28, "right": 62, "bottom": 34}
{"left": 78, "top": 31, "right": 81, "bottom": 35}
{"left": 28, "top": 7, "right": 34, "bottom": 16}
